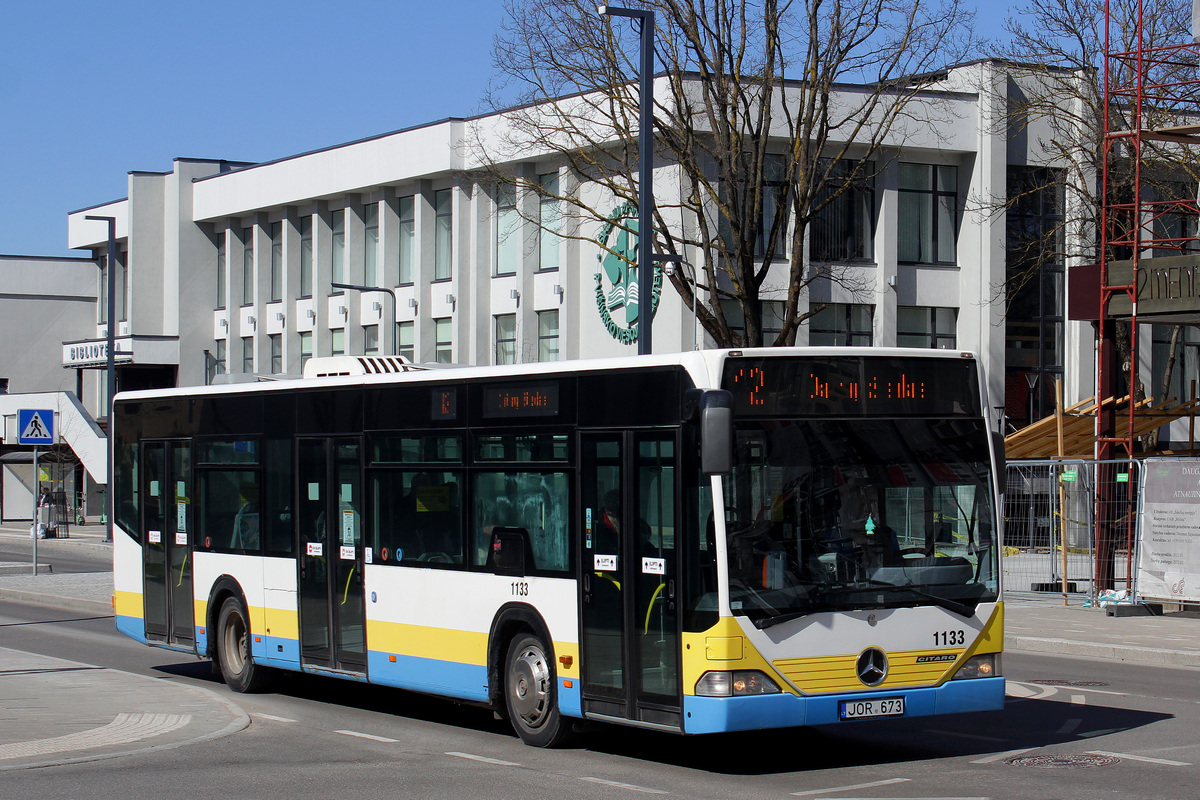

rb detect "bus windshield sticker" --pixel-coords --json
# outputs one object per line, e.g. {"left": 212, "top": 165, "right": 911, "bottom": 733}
{"left": 642, "top": 557, "right": 665, "bottom": 575}
{"left": 176, "top": 480, "right": 186, "bottom": 498}
{"left": 340, "top": 545, "right": 355, "bottom": 561}
{"left": 148, "top": 530, "right": 161, "bottom": 544}
{"left": 175, "top": 532, "right": 187, "bottom": 546}
{"left": 586, "top": 507, "right": 593, "bottom": 547}
{"left": 307, "top": 482, "right": 320, "bottom": 501}
{"left": 150, "top": 480, "right": 160, "bottom": 497}
{"left": 341, "top": 510, "right": 355, "bottom": 544}
{"left": 340, "top": 483, "right": 353, "bottom": 502}
{"left": 365, "top": 547, "right": 373, "bottom": 564}
{"left": 594, "top": 554, "right": 617, "bottom": 571}
{"left": 177, "top": 503, "right": 187, "bottom": 531}
{"left": 306, "top": 541, "right": 323, "bottom": 557}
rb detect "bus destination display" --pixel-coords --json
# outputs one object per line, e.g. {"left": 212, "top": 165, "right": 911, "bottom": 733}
{"left": 482, "top": 383, "right": 560, "bottom": 418}
{"left": 723, "top": 356, "right": 980, "bottom": 416}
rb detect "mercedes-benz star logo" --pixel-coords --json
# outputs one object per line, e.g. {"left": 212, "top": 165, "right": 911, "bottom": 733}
{"left": 856, "top": 647, "right": 889, "bottom": 686}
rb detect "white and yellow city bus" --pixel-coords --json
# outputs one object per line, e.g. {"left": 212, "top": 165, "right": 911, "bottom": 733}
{"left": 111, "top": 348, "right": 1004, "bottom": 746}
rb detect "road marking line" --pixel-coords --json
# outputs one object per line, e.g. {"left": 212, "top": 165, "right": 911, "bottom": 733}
{"left": 1070, "top": 694, "right": 1086, "bottom": 705}
{"left": 1088, "top": 750, "right": 1191, "bottom": 766}
{"left": 335, "top": 729, "right": 397, "bottom": 743}
{"left": 970, "top": 747, "right": 1035, "bottom": 764}
{"left": 791, "top": 778, "right": 909, "bottom": 796}
{"left": 446, "top": 751, "right": 520, "bottom": 766}
{"left": 924, "top": 729, "right": 1007, "bottom": 742}
{"left": 1057, "top": 718, "right": 1082, "bottom": 734}
{"left": 578, "top": 777, "right": 668, "bottom": 794}
{"left": 255, "top": 713, "right": 296, "bottom": 723}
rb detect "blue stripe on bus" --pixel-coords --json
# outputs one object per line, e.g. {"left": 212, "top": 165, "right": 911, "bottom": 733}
{"left": 366, "top": 651, "right": 490, "bottom": 703}
{"left": 253, "top": 633, "right": 300, "bottom": 667}
{"left": 558, "top": 678, "right": 582, "bottom": 718}
{"left": 115, "top": 615, "right": 148, "bottom": 644}
{"left": 682, "top": 677, "right": 1006, "bottom": 734}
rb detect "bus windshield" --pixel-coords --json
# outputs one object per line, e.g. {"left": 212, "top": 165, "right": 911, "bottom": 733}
{"left": 723, "top": 417, "right": 998, "bottom": 627}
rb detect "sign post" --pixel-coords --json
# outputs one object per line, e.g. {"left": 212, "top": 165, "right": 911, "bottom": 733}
{"left": 18, "top": 409, "right": 55, "bottom": 576}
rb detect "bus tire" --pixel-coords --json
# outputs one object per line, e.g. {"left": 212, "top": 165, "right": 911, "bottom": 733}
{"left": 217, "top": 596, "right": 272, "bottom": 693}
{"left": 504, "top": 633, "right": 570, "bottom": 747}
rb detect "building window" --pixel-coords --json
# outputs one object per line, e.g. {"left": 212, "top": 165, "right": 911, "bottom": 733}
{"left": 242, "top": 336, "right": 253, "bottom": 373}
{"left": 809, "top": 303, "right": 874, "bottom": 346}
{"left": 719, "top": 300, "right": 787, "bottom": 345}
{"left": 331, "top": 328, "right": 345, "bottom": 357}
{"left": 434, "top": 189, "right": 452, "bottom": 281}
{"left": 396, "top": 320, "right": 414, "bottom": 361}
{"left": 897, "top": 306, "right": 957, "bottom": 349}
{"left": 722, "top": 154, "right": 788, "bottom": 259}
{"left": 299, "top": 331, "right": 313, "bottom": 369}
{"left": 213, "top": 340, "right": 227, "bottom": 378}
{"left": 242, "top": 226, "right": 254, "bottom": 306}
{"left": 537, "top": 309, "right": 559, "bottom": 362}
{"left": 269, "top": 333, "right": 282, "bottom": 374}
{"left": 216, "top": 232, "right": 227, "bottom": 309}
{"left": 434, "top": 317, "right": 452, "bottom": 363}
{"left": 496, "top": 184, "right": 518, "bottom": 277}
{"left": 331, "top": 209, "right": 345, "bottom": 286}
{"left": 269, "top": 222, "right": 282, "bottom": 302}
{"left": 898, "top": 163, "right": 957, "bottom": 264}
{"left": 364, "top": 324, "right": 379, "bottom": 355}
{"left": 1152, "top": 324, "right": 1200, "bottom": 411}
{"left": 299, "top": 216, "right": 313, "bottom": 298}
{"left": 810, "top": 160, "right": 875, "bottom": 262}
{"left": 539, "top": 172, "right": 560, "bottom": 271}
{"left": 495, "top": 313, "right": 516, "bottom": 365}
{"left": 398, "top": 195, "right": 415, "bottom": 285}
{"left": 363, "top": 202, "right": 379, "bottom": 287}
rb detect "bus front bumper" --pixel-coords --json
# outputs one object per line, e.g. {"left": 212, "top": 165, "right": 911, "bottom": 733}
{"left": 682, "top": 676, "right": 1006, "bottom": 734}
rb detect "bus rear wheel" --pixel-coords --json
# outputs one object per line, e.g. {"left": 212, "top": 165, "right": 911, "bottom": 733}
{"left": 504, "top": 633, "right": 571, "bottom": 747}
{"left": 217, "top": 596, "right": 272, "bottom": 693}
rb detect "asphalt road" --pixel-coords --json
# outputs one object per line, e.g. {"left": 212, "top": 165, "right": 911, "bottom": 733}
{"left": 3, "top": 598, "right": 1198, "bottom": 799}
{"left": 0, "top": 539, "right": 110, "bottom": 575}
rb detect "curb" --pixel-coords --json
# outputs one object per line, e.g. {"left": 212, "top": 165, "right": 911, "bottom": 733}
{"left": 0, "top": 588, "right": 112, "bottom": 617}
{"left": 1007, "top": 635, "right": 1200, "bottom": 668}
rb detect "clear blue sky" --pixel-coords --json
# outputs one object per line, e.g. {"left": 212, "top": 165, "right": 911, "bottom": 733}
{"left": 1, "top": 0, "right": 1013, "bottom": 259}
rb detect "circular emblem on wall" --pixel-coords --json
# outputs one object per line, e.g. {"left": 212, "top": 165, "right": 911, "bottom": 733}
{"left": 595, "top": 200, "right": 663, "bottom": 344}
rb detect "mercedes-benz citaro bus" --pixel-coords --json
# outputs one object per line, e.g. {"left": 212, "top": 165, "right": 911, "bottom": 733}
{"left": 111, "top": 348, "right": 1004, "bottom": 746}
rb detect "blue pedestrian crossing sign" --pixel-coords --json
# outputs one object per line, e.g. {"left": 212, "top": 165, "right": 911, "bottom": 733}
{"left": 17, "top": 409, "right": 54, "bottom": 445}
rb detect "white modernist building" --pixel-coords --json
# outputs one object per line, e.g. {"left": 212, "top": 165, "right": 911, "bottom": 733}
{"left": 14, "top": 60, "right": 1100, "bottom": 479}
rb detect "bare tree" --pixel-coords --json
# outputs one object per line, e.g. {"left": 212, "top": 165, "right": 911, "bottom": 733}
{"left": 474, "top": 0, "right": 976, "bottom": 347}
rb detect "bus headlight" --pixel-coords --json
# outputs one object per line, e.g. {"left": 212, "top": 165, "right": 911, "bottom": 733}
{"left": 695, "top": 670, "right": 782, "bottom": 696}
{"left": 952, "top": 654, "right": 1000, "bottom": 680}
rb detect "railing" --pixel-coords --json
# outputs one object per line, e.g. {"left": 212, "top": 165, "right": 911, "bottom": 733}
{"left": 1003, "top": 459, "right": 1140, "bottom": 601}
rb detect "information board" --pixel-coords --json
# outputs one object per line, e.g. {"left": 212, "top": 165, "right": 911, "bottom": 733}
{"left": 1136, "top": 458, "right": 1200, "bottom": 603}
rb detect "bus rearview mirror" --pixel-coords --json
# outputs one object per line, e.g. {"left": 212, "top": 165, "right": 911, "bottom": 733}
{"left": 701, "top": 390, "right": 733, "bottom": 475}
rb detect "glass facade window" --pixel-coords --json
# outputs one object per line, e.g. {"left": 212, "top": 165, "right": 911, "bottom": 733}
{"left": 720, "top": 300, "right": 787, "bottom": 345}
{"left": 808, "top": 303, "right": 874, "bottom": 346}
{"left": 537, "top": 309, "right": 559, "bottom": 362}
{"left": 810, "top": 159, "right": 875, "bottom": 262}
{"left": 434, "top": 189, "right": 452, "bottom": 281}
{"left": 269, "top": 333, "right": 282, "bottom": 373}
{"left": 269, "top": 222, "right": 282, "bottom": 302}
{"left": 434, "top": 317, "right": 452, "bottom": 363}
{"left": 898, "top": 163, "right": 958, "bottom": 264}
{"left": 538, "top": 172, "right": 559, "bottom": 271}
{"left": 331, "top": 327, "right": 345, "bottom": 357}
{"left": 216, "top": 232, "right": 226, "bottom": 309}
{"left": 364, "top": 324, "right": 379, "bottom": 355}
{"left": 242, "top": 226, "right": 254, "bottom": 306}
{"left": 241, "top": 336, "right": 253, "bottom": 373}
{"left": 398, "top": 195, "right": 415, "bottom": 285}
{"left": 363, "top": 202, "right": 379, "bottom": 287}
{"left": 897, "top": 306, "right": 958, "bottom": 349}
{"left": 397, "top": 320, "right": 415, "bottom": 361}
{"left": 496, "top": 184, "right": 518, "bottom": 277}
{"left": 331, "top": 209, "right": 345, "bottom": 285}
{"left": 299, "top": 331, "right": 313, "bottom": 369}
{"left": 299, "top": 216, "right": 313, "bottom": 297}
{"left": 495, "top": 313, "right": 516, "bottom": 365}
{"left": 213, "top": 339, "right": 227, "bottom": 377}
{"left": 722, "top": 154, "right": 788, "bottom": 258}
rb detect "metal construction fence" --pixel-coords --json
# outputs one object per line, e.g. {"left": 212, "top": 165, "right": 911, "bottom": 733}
{"left": 1003, "top": 459, "right": 1140, "bottom": 600}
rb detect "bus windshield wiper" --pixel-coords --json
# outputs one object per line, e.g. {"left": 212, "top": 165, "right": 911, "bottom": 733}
{"left": 814, "top": 579, "right": 978, "bottom": 618}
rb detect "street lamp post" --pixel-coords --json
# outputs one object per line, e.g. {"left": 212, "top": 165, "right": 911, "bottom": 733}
{"left": 85, "top": 215, "right": 117, "bottom": 543}
{"left": 598, "top": 3, "right": 656, "bottom": 355}
{"left": 331, "top": 283, "right": 398, "bottom": 356}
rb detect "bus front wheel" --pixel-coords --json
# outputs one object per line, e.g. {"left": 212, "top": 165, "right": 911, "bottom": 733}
{"left": 504, "top": 633, "right": 570, "bottom": 747}
{"left": 217, "top": 596, "right": 272, "bottom": 693}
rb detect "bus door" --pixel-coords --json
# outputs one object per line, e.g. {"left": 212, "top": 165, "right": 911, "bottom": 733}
{"left": 142, "top": 440, "right": 195, "bottom": 647}
{"left": 579, "top": 431, "right": 681, "bottom": 729}
{"left": 297, "top": 437, "right": 367, "bottom": 674}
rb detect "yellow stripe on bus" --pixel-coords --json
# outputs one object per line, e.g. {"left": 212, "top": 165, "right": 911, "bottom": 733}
{"left": 113, "top": 590, "right": 143, "bottom": 619}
